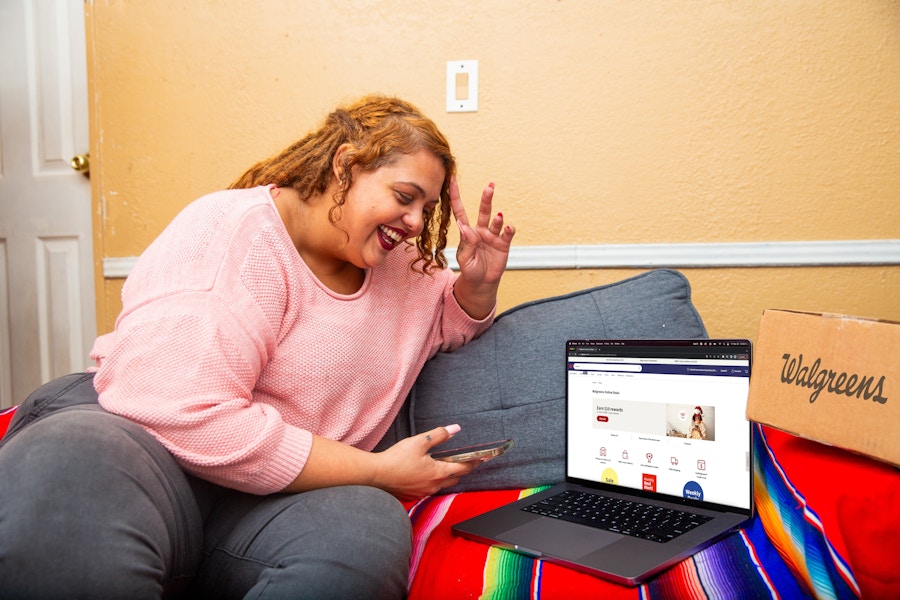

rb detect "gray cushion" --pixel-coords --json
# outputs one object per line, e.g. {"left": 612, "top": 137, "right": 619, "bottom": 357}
{"left": 375, "top": 268, "right": 707, "bottom": 491}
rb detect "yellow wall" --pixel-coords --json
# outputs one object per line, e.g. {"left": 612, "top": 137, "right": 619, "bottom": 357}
{"left": 86, "top": 1, "right": 900, "bottom": 341}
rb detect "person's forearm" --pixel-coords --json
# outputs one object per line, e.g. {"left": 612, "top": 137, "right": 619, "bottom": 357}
{"left": 280, "top": 426, "right": 470, "bottom": 501}
{"left": 452, "top": 278, "right": 498, "bottom": 321}
{"left": 281, "top": 434, "right": 378, "bottom": 493}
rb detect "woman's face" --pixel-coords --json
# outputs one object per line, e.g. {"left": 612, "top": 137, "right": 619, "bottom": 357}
{"left": 337, "top": 148, "right": 445, "bottom": 269}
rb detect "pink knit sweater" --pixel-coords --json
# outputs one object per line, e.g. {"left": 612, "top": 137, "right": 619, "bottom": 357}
{"left": 91, "top": 186, "right": 492, "bottom": 494}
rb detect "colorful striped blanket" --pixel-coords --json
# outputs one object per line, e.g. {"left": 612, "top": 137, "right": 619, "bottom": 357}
{"left": 405, "top": 489, "right": 797, "bottom": 599}
{"left": 404, "top": 424, "right": 899, "bottom": 599}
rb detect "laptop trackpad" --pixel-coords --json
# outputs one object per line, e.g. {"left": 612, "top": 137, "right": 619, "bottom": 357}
{"left": 498, "top": 518, "right": 621, "bottom": 561}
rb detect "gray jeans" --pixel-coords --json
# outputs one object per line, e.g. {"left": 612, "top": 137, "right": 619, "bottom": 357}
{"left": 0, "top": 373, "right": 411, "bottom": 599}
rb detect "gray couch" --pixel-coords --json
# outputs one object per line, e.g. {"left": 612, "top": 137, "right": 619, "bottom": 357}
{"left": 376, "top": 268, "right": 708, "bottom": 491}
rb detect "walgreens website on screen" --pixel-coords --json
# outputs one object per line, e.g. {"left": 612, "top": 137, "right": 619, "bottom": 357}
{"left": 566, "top": 341, "right": 751, "bottom": 509}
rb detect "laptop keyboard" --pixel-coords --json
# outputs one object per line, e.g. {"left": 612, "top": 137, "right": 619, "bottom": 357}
{"left": 521, "top": 490, "right": 712, "bottom": 543}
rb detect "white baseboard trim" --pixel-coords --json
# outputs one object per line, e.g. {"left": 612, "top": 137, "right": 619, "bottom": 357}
{"left": 103, "top": 239, "right": 900, "bottom": 278}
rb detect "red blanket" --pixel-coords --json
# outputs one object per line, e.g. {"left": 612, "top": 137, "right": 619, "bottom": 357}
{"left": 404, "top": 488, "right": 789, "bottom": 599}
{"left": 0, "top": 406, "right": 15, "bottom": 438}
{"left": 403, "top": 424, "right": 900, "bottom": 598}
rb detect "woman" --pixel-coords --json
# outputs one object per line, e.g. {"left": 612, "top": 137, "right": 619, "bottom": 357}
{"left": 0, "top": 95, "right": 514, "bottom": 598}
{"left": 690, "top": 406, "right": 707, "bottom": 440}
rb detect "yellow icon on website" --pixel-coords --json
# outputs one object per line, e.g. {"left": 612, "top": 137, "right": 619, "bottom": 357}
{"left": 601, "top": 468, "right": 618, "bottom": 485}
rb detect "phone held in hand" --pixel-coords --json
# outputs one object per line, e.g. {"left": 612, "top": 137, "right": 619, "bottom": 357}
{"left": 430, "top": 439, "right": 514, "bottom": 463}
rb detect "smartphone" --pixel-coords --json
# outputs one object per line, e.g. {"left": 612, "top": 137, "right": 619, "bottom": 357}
{"left": 430, "top": 439, "right": 514, "bottom": 463}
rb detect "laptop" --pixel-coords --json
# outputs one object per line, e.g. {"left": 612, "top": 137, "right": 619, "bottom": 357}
{"left": 452, "top": 339, "right": 754, "bottom": 586}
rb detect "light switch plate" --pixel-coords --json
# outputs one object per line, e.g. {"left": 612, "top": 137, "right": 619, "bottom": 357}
{"left": 446, "top": 60, "right": 478, "bottom": 112}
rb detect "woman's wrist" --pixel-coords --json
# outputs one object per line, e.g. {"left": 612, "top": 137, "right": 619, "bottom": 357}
{"left": 452, "top": 278, "right": 498, "bottom": 321}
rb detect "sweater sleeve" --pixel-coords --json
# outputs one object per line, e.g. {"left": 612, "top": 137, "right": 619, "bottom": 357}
{"left": 431, "top": 268, "right": 495, "bottom": 356}
{"left": 432, "top": 273, "right": 496, "bottom": 356}
{"left": 93, "top": 189, "right": 312, "bottom": 494}
{"left": 94, "top": 292, "right": 312, "bottom": 495}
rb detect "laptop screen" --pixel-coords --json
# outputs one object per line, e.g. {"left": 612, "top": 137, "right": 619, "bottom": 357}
{"left": 566, "top": 339, "right": 752, "bottom": 511}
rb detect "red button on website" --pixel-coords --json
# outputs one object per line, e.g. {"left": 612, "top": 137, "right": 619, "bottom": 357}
{"left": 596, "top": 415, "right": 609, "bottom": 422}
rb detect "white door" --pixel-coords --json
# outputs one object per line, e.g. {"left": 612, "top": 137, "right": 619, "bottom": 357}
{"left": 0, "top": 0, "right": 95, "bottom": 409}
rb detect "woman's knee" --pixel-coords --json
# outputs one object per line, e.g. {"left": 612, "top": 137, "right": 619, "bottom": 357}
{"left": 269, "top": 486, "right": 411, "bottom": 599}
{"left": 0, "top": 406, "right": 202, "bottom": 597}
{"left": 316, "top": 485, "right": 412, "bottom": 559}
{"left": 198, "top": 485, "right": 411, "bottom": 599}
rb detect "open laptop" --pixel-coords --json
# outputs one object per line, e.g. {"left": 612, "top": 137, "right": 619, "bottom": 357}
{"left": 453, "top": 339, "right": 754, "bottom": 586}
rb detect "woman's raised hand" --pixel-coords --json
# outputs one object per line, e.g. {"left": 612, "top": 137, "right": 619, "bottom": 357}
{"left": 449, "top": 177, "right": 515, "bottom": 319}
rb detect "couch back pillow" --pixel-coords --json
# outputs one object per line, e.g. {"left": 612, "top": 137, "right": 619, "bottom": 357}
{"left": 377, "top": 268, "right": 708, "bottom": 491}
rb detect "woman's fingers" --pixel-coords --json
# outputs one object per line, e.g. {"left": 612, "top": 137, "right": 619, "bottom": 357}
{"left": 475, "top": 183, "right": 495, "bottom": 229}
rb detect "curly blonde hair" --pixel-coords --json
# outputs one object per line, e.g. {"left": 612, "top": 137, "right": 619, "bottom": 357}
{"left": 230, "top": 95, "right": 456, "bottom": 273}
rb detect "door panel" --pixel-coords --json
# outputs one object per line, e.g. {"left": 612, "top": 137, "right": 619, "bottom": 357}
{"left": 0, "top": 0, "right": 95, "bottom": 408}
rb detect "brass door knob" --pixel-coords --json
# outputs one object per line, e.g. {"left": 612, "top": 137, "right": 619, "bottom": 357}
{"left": 70, "top": 153, "right": 90, "bottom": 176}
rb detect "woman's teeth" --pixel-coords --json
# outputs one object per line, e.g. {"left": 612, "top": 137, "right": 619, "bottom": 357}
{"left": 379, "top": 225, "right": 403, "bottom": 244}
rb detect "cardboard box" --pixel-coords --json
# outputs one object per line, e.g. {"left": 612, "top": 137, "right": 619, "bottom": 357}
{"left": 747, "top": 309, "right": 899, "bottom": 467}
